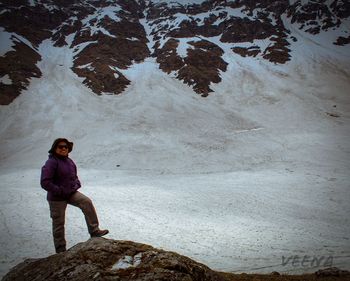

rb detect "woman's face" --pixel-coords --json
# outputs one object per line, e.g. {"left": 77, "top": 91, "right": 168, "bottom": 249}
{"left": 55, "top": 141, "right": 69, "bottom": 157}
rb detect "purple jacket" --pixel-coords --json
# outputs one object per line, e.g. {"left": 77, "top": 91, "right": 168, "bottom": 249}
{"left": 41, "top": 154, "right": 81, "bottom": 201}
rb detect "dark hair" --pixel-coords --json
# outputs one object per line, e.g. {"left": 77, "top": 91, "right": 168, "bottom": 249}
{"left": 48, "top": 138, "right": 74, "bottom": 154}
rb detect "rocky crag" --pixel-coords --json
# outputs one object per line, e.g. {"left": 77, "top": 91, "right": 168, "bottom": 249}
{"left": 1, "top": 238, "right": 226, "bottom": 281}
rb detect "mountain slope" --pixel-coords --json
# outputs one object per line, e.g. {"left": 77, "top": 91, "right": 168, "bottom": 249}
{"left": 0, "top": 0, "right": 349, "bottom": 103}
{"left": 0, "top": 0, "right": 349, "bottom": 173}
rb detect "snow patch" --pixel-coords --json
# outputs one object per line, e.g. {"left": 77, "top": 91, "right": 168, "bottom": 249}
{"left": 151, "top": 0, "right": 207, "bottom": 7}
{"left": 0, "top": 74, "right": 12, "bottom": 85}
{"left": 111, "top": 253, "right": 143, "bottom": 270}
{"left": 12, "top": 33, "right": 37, "bottom": 51}
{"left": 79, "top": 5, "right": 123, "bottom": 38}
{"left": 72, "top": 41, "right": 98, "bottom": 56}
{"left": 108, "top": 66, "right": 120, "bottom": 79}
{"left": 139, "top": 18, "right": 154, "bottom": 52}
{"left": 28, "top": 0, "right": 36, "bottom": 7}
{"left": 42, "top": 3, "right": 59, "bottom": 11}
{"left": 127, "top": 37, "right": 140, "bottom": 41}
{"left": 0, "top": 28, "right": 15, "bottom": 56}
{"left": 281, "top": 13, "right": 350, "bottom": 58}
{"left": 81, "top": 6, "right": 122, "bottom": 26}
{"left": 177, "top": 38, "right": 195, "bottom": 58}
{"left": 0, "top": 9, "right": 10, "bottom": 15}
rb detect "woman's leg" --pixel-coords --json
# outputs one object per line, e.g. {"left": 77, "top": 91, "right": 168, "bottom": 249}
{"left": 48, "top": 200, "right": 68, "bottom": 253}
{"left": 68, "top": 191, "right": 100, "bottom": 235}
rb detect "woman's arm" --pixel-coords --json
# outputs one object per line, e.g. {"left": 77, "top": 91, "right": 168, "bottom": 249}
{"left": 40, "top": 158, "right": 62, "bottom": 195}
{"left": 71, "top": 159, "right": 81, "bottom": 189}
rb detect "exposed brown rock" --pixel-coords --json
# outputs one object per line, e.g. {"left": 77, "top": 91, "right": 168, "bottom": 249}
{"left": 334, "top": 35, "right": 350, "bottom": 46}
{"left": 2, "top": 238, "right": 225, "bottom": 281}
{"left": 71, "top": 17, "right": 150, "bottom": 95}
{"left": 0, "top": 40, "right": 41, "bottom": 105}
{"left": 168, "top": 18, "right": 198, "bottom": 38}
{"left": 0, "top": 2, "right": 71, "bottom": 103}
{"left": 220, "top": 17, "right": 274, "bottom": 43}
{"left": 315, "top": 267, "right": 350, "bottom": 277}
{"left": 52, "top": 19, "right": 83, "bottom": 47}
{"left": 156, "top": 37, "right": 228, "bottom": 96}
{"left": 326, "top": 112, "right": 340, "bottom": 118}
{"left": 147, "top": 0, "right": 293, "bottom": 74}
{"left": 262, "top": 35, "right": 291, "bottom": 64}
{"left": 73, "top": 60, "right": 130, "bottom": 95}
{"left": 287, "top": 1, "right": 340, "bottom": 34}
{"left": 330, "top": 0, "right": 350, "bottom": 19}
{"left": 232, "top": 46, "right": 260, "bottom": 57}
{"left": 156, "top": 38, "right": 184, "bottom": 74}
{"left": 305, "top": 26, "right": 321, "bottom": 35}
{"left": 147, "top": 2, "right": 186, "bottom": 21}
{"left": 178, "top": 40, "right": 227, "bottom": 96}
{"left": 148, "top": 31, "right": 231, "bottom": 96}
{"left": 0, "top": 5, "right": 67, "bottom": 47}
{"left": 0, "top": 0, "right": 349, "bottom": 103}
{"left": 4, "top": 238, "right": 350, "bottom": 281}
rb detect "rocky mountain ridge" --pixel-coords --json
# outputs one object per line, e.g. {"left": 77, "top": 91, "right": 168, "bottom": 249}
{"left": 0, "top": 0, "right": 349, "bottom": 104}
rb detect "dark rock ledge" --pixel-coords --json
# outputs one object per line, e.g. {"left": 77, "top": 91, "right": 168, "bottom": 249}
{"left": 2, "top": 238, "right": 224, "bottom": 281}
{"left": 2, "top": 238, "right": 349, "bottom": 281}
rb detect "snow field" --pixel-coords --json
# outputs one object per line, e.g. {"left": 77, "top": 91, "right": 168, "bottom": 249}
{"left": 0, "top": 168, "right": 349, "bottom": 277}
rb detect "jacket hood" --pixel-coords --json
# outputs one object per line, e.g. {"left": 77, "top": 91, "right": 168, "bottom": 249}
{"left": 48, "top": 138, "right": 73, "bottom": 154}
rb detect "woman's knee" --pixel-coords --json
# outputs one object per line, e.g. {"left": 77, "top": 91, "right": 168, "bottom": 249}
{"left": 81, "top": 195, "right": 93, "bottom": 206}
{"left": 69, "top": 192, "right": 92, "bottom": 207}
{"left": 78, "top": 196, "right": 94, "bottom": 210}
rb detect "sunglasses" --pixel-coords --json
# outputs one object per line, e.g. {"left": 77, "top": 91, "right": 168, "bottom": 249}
{"left": 57, "top": 144, "right": 68, "bottom": 149}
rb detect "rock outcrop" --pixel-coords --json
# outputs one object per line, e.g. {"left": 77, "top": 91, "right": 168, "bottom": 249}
{"left": 3, "top": 238, "right": 350, "bottom": 281}
{"left": 0, "top": 40, "right": 41, "bottom": 105}
{"left": 315, "top": 267, "right": 350, "bottom": 277}
{"left": 2, "top": 238, "right": 225, "bottom": 281}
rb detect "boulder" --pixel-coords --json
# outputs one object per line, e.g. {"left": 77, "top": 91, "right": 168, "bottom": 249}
{"left": 315, "top": 267, "right": 350, "bottom": 277}
{"left": 2, "top": 238, "right": 225, "bottom": 281}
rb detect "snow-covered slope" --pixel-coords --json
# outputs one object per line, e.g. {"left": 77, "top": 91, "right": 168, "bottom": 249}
{"left": 1, "top": 0, "right": 350, "bottom": 102}
{"left": 0, "top": 0, "right": 350, "bottom": 278}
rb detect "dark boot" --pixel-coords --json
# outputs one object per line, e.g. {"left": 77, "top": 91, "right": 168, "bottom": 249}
{"left": 56, "top": 246, "right": 66, "bottom": 253}
{"left": 91, "top": 229, "right": 109, "bottom": 238}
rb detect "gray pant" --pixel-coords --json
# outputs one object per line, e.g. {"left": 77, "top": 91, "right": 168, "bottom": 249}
{"left": 48, "top": 191, "right": 99, "bottom": 253}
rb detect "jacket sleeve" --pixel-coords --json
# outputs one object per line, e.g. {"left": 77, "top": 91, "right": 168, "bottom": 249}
{"left": 72, "top": 160, "right": 81, "bottom": 189}
{"left": 40, "top": 158, "right": 62, "bottom": 195}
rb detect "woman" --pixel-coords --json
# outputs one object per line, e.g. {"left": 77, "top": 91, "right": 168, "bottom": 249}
{"left": 41, "top": 138, "right": 109, "bottom": 253}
